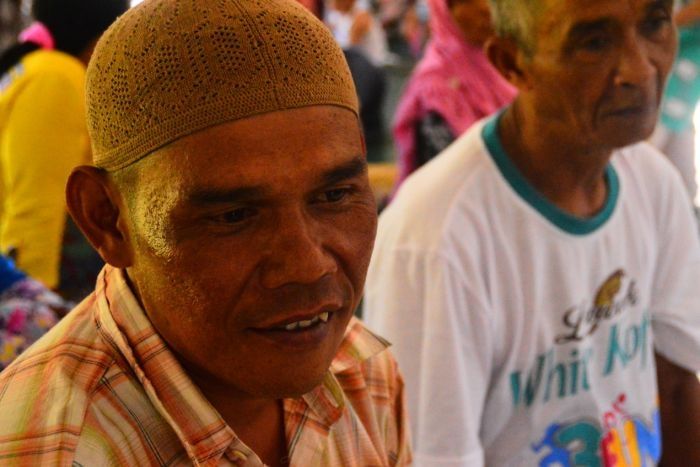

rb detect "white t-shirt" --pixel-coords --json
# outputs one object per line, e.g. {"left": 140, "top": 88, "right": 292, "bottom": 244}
{"left": 364, "top": 115, "right": 700, "bottom": 466}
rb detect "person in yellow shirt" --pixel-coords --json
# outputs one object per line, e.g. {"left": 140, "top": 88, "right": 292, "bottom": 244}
{"left": 0, "top": 0, "right": 128, "bottom": 300}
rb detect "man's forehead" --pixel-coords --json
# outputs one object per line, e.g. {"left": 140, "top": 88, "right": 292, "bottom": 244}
{"left": 538, "top": 0, "right": 672, "bottom": 37}
{"left": 137, "top": 107, "right": 365, "bottom": 196}
{"left": 181, "top": 156, "right": 368, "bottom": 206}
{"left": 165, "top": 106, "right": 358, "bottom": 148}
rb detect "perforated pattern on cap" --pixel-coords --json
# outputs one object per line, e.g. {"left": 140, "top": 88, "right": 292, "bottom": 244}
{"left": 86, "top": 0, "right": 359, "bottom": 171}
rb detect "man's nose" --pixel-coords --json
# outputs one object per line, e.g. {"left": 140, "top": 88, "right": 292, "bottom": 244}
{"left": 614, "top": 35, "right": 655, "bottom": 88}
{"left": 259, "top": 210, "right": 338, "bottom": 289}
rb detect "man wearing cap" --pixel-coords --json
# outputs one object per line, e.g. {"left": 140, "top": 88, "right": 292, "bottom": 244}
{"left": 365, "top": 0, "right": 700, "bottom": 465}
{"left": 0, "top": 1, "right": 410, "bottom": 465}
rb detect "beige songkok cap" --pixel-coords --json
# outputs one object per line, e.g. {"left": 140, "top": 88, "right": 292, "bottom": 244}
{"left": 86, "top": 0, "right": 359, "bottom": 171}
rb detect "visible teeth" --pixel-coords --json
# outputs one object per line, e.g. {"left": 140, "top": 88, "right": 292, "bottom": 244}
{"left": 282, "top": 313, "right": 327, "bottom": 331}
{"left": 298, "top": 318, "right": 314, "bottom": 328}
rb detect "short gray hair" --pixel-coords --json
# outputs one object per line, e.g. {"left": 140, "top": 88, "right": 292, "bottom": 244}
{"left": 488, "top": 0, "right": 542, "bottom": 55}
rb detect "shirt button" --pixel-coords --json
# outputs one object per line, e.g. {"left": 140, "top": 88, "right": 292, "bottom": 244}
{"left": 230, "top": 450, "right": 247, "bottom": 461}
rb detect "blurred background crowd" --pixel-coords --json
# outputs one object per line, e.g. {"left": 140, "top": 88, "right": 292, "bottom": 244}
{"left": 5, "top": 0, "right": 698, "bottom": 203}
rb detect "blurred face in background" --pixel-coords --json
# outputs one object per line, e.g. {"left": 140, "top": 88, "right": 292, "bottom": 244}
{"left": 449, "top": 0, "right": 494, "bottom": 46}
{"left": 519, "top": 0, "right": 677, "bottom": 151}
{"left": 334, "top": 0, "right": 357, "bottom": 13}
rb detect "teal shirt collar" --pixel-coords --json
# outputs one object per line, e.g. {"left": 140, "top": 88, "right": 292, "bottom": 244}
{"left": 481, "top": 113, "right": 619, "bottom": 236}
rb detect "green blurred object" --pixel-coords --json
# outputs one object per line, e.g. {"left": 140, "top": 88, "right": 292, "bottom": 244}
{"left": 661, "top": 24, "right": 700, "bottom": 133}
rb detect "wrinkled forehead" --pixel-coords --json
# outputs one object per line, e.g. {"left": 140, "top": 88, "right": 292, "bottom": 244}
{"left": 135, "top": 106, "right": 365, "bottom": 196}
{"left": 536, "top": 0, "right": 673, "bottom": 41}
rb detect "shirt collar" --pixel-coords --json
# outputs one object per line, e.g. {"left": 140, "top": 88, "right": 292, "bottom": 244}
{"left": 94, "top": 266, "right": 235, "bottom": 465}
{"left": 93, "top": 266, "right": 389, "bottom": 462}
{"left": 295, "top": 318, "right": 391, "bottom": 429}
{"left": 332, "top": 317, "right": 390, "bottom": 374}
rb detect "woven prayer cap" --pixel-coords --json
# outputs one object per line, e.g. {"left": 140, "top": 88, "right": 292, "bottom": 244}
{"left": 87, "top": 0, "right": 359, "bottom": 171}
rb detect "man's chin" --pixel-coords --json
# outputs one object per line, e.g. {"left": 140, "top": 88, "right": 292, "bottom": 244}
{"left": 599, "top": 123, "right": 657, "bottom": 151}
{"left": 598, "top": 109, "right": 659, "bottom": 149}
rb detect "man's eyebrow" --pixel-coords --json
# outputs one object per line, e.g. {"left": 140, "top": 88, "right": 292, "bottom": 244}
{"left": 186, "top": 186, "right": 268, "bottom": 205}
{"left": 646, "top": 0, "right": 673, "bottom": 14}
{"left": 320, "top": 156, "right": 368, "bottom": 186}
{"left": 183, "top": 157, "right": 367, "bottom": 205}
{"left": 567, "top": 18, "right": 615, "bottom": 40}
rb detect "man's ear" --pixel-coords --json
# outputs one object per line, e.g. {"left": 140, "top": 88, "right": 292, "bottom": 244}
{"left": 485, "top": 36, "right": 531, "bottom": 90}
{"left": 66, "top": 166, "right": 133, "bottom": 268}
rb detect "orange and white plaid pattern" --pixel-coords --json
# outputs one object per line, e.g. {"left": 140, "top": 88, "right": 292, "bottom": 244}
{"left": 0, "top": 266, "right": 411, "bottom": 466}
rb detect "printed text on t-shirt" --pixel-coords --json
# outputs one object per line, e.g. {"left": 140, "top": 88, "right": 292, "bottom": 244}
{"left": 556, "top": 270, "right": 638, "bottom": 344}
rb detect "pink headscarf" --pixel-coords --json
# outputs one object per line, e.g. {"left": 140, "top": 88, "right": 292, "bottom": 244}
{"left": 393, "top": 0, "right": 516, "bottom": 185}
{"left": 19, "top": 22, "right": 55, "bottom": 50}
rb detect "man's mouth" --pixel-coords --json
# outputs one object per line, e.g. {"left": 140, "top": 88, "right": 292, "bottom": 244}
{"left": 249, "top": 308, "right": 341, "bottom": 349}
{"left": 603, "top": 95, "right": 657, "bottom": 118}
{"left": 607, "top": 105, "right": 648, "bottom": 116}
{"left": 271, "top": 311, "right": 331, "bottom": 332}
{"left": 254, "top": 304, "right": 341, "bottom": 331}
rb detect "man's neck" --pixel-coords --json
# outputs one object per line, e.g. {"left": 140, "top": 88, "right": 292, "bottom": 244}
{"left": 498, "top": 103, "right": 613, "bottom": 219}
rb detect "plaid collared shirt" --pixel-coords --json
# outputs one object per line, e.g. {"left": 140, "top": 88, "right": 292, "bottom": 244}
{"left": 0, "top": 266, "right": 411, "bottom": 466}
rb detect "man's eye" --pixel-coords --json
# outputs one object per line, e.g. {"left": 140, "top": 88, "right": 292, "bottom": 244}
{"left": 214, "top": 207, "right": 257, "bottom": 224}
{"left": 642, "top": 12, "right": 671, "bottom": 37}
{"left": 580, "top": 35, "right": 610, "bottom": 52}
{"left": 321, "top": 188, "right": 351, "bottom": 203}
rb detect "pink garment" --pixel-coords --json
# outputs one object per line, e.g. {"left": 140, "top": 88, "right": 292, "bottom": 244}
{"left": 393, "top": 0, "right": 516, "bottom": 185}
{"left": 19, "top": 22, "right": 55, "bottom": 50}
{"left": 295, "top": 0, "right": 322, "bottom": 17}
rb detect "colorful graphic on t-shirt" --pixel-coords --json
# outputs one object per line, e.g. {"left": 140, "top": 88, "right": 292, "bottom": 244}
{"left": 532, "top": 394, "right": 661, "bottom": 466}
